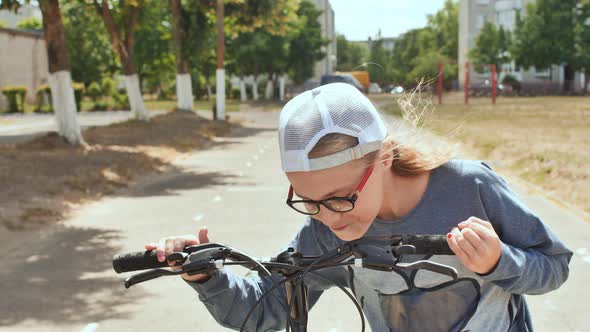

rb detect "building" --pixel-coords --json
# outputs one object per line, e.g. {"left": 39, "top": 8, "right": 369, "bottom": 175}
{"left": 0, "top": 4, "right": 47, "bottom": 109}
{"left": 458, "top": 0, "right": 586, "bottom": 91}
{"left": 0, "top": 27, "right": 48, "bottom": 108}
{"left": 311, "top": 0, "right": 337, "bottom": 86}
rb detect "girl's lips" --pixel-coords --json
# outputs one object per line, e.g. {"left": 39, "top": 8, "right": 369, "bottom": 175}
{"left": 331, "top": 224, "right": 349, "bottom": 231}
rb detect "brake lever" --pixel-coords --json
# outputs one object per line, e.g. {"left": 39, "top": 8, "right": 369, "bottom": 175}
{"left": 124, "top": 268, "right": 182, "bottom": 288}
{"left": 395, "top": 260, "right": 458, "bottom": 279}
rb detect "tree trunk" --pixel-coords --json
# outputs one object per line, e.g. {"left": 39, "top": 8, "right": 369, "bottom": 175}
{"left": 279, "top": 74, "right": 286, "bottom": 101}
{"left": 265, "top": 74, "right": 274, "bottom": 100}
{"left": 169, "top": 0, "right": 193, "bottom": 110}
{"left": 95, "top": 0, "right": 148, "bottom": 120}
{"left": 252, "top": 76, "right": 259, "bottom": 101}
{"left": 206, "top": 84, "right": 212, "bottom": 100}
{"left": 239, "top": 76, "right": 247, "bottom": 102}
{"left": 216, "top": 68, "right": 226, "bottom": 120}
{"left": 39, "top": 0, "right": 84, "bottom": 145}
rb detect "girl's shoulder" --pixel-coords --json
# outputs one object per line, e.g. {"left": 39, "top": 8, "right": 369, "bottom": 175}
{"left": 435, "top": 159, "right": 507, "bottom": 187}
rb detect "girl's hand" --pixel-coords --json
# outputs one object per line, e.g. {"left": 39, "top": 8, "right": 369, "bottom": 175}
{"left": 446, "top": 217, "right": 502, "bottom": 275}
{"left": 145, "top": 226, "right": 211, "bottom": 282}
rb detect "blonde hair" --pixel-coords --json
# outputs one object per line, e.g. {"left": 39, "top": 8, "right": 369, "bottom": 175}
{"left": 308, "top": 83, "right": 456, "bottom": 177}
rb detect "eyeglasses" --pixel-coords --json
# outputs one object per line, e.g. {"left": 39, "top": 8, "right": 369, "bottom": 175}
{"left": 286, "top": 164, "right": 375, "bottom": 215}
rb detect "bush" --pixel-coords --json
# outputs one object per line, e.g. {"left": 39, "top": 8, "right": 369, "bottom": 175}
{"left": 230, "top": 87, "right": 241, "bottom": 100}
{"left": 72, "top": 82, "right": 84, "bottom": 111}
{"left": 34, "top": 83, "right": 83, "bottom": 112}
{"left": 1, "top": 86, "right": 28, "bottom": 113}
{"left": 101, "top": 77, "right": 116, "bottom": 99}
{"left": 35, "top": 84, "right": 52, "bottom": 113}
{"left": 17, "top": 17, "right": 43, "bottom": 31}
{"left": 87, "top": 82, "right": 102, "bottom": 102}
{"left": 92, "top": 100, "right": 109, "bottom": 111}
{"left": 501, "top": 74, "right": 521, "bottom": 92}
{"left": 113, "top": 92, "right": 130, "bottom": 110}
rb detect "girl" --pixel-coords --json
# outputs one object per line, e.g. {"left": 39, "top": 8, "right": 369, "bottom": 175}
{"left": 145, "top": 82, "right": 572, "bottom": 331}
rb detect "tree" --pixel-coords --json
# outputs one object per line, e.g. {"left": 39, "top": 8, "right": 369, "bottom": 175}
{"left": 62, "top": 0, "right": 116, "bottom": 85}
{"left": 39, "top": 0, "right": 84, "bottom": 144}
{"left": 512, "top": 0, "right": 577, "bottom": 90}
{"left": 367, "top": 32, "right": 393, "bottom": 85}
{"left": 574, "top": 0, "right": 590, "bottom": 92}
{"left": 287, "top": 0, "right": 326, "bottom": 85}
{"left": 426, "top": 0, "right": 459, "bottom": 60}
{"left": 93, "top": 0, "right": 149, "bottom": 120}
{"left": 409, "top": 51, "right": 457, "bottom": 90}
{"left": 336, "top": 34, "right": 367, "bottom": 72}
{"left": 134, "top": 0, "right": 176, "bottom": 98}
{"left": 469, "top": 22, "right": 511, "bottom": 69}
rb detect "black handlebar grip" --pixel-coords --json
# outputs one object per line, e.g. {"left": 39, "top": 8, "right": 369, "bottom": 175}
{"left": 402, "top": 234, "right": 454, "bottom": 255}
{"left": 113, "top": 250, "right": 169, "bottom": 274}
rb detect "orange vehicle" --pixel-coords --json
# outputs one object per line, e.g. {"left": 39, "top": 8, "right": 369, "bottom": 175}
{"left": 336, "top": 71, "right": 370, "bottom": 90}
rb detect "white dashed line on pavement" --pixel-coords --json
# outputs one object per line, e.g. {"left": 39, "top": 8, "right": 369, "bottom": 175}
{"left": 80, "top": 323, "right": 99, "bottom": 332}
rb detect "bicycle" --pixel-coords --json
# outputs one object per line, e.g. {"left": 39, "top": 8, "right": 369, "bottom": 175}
{"left": 112, "top": 234, "right": 480, "bottom": 332}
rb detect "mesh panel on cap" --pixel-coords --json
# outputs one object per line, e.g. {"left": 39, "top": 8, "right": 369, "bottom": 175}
{"left": 324, "top": 89, "right": 375, "bottom": 133}
{"left": 283, "top": 99, "right": 325, "bottom": 151}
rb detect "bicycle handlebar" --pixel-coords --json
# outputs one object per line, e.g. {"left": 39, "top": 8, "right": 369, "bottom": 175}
{"left": 112, "top": 234, "right": 460, "bottom": 332}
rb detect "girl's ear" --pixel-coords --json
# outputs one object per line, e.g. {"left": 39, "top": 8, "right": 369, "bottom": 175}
{"left": 378, "top": 140, "right": 395, "bottom": 169}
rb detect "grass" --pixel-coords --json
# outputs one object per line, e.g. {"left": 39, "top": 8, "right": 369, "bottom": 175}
{"left": 372, "top": 92, "right": 590, "bottom": 213}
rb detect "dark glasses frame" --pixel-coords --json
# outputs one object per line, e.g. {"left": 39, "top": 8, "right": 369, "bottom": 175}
{"left": 286, "top": 164, "right": 375, "bottom": 215}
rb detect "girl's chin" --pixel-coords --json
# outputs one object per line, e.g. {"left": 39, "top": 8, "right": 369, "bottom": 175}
{"left": 333, "top": 227, "right": 366, "bottom": 241}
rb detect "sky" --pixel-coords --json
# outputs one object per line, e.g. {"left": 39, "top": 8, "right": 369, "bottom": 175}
{"left": 330, "top": 0, "right": 448, "bottom": 41}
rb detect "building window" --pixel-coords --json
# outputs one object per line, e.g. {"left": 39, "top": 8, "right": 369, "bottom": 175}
{"left": 497, "top": 10, "right": 515, "bottom": 30}
{"left": 476, "top": 15, "right": 487, "bottom": 29}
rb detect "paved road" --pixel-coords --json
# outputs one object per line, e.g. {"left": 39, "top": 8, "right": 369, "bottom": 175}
{"left": 0, "top": 110, "right": 588, "bottom": 332}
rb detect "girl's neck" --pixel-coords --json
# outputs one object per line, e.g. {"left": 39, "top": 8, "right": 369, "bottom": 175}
{"left": 377, "top": 169, "right": 431, "bottom": 221}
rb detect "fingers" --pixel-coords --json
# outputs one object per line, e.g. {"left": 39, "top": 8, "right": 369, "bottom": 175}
{"left": 461, "top": 216, "right": 494, "bottom": 231}
{"left": 447, "top": 229, "right": 471, "bottom": 264}
{"left": 199, "top": 226, "right": 209, "bottom": 244}
{"left": 462, "top": 221, "right": 495, "bottom": 242}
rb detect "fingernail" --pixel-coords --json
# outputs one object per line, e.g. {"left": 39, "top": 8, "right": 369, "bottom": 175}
{"left": 447, "top": 233, "right": 453, "bottom": 239}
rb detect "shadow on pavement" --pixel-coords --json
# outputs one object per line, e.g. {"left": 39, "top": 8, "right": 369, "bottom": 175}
{"left": 0, "top": 225, "right": 147, "bottom": 326}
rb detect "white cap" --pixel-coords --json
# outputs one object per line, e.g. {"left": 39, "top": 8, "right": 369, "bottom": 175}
{"left": 279, "top": 82, "right": 388, "bottom": 172}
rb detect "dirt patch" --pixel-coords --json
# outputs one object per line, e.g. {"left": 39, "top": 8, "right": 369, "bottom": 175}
{"left": 0, "top": 110, "right": 232, "bottom": 231}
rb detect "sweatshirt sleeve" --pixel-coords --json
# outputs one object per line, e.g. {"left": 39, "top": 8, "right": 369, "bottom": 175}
{"left": 474, "top": 161, "right": 573, "bottom": 295}
{"left": 182, "top": 217, "right": 349, "bottom": 331}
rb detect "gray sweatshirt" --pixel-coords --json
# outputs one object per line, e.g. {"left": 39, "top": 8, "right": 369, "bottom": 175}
{"left": 185, "top": 159, "right": 573, "bottom": 332}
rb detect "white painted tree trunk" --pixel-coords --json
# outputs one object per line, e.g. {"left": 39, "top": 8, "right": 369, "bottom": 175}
{"left": 206, "top": 84, "right": 212, "bottom": 100}
{"left": 124, "top": 74, "right": 149, "bottom": 121}
{"left": 176, "top": 73, "right": 193, "bottom": 110}
{"left": 239, "top": 77, "right": 247, "bottom": 102}
{"left": 48, "top": 71, "right": 84, "bottom": 145}
{"left": 265, "top": 78, "right": 274, "bottom": 100}
{"left": 216, "top": 68, "right": 226, "bottom": 120}
{"left": 252, "top": 77, "right": 259, "bottom": 101}
{"left": 279, "top": 75, "right": 286, "bottom": 101}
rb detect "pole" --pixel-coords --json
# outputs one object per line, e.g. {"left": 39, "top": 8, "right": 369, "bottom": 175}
{"left": 215, "top": 0, "right": 225, "bottom": 120}
{"left": 491, "top": 64, "right": 497, "bottom": 105}
{"left": 464, "top": 62, "right": 470, "bottom": 105}
{"left": 438, "top": 62, "right": 443, "bottom": 105}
